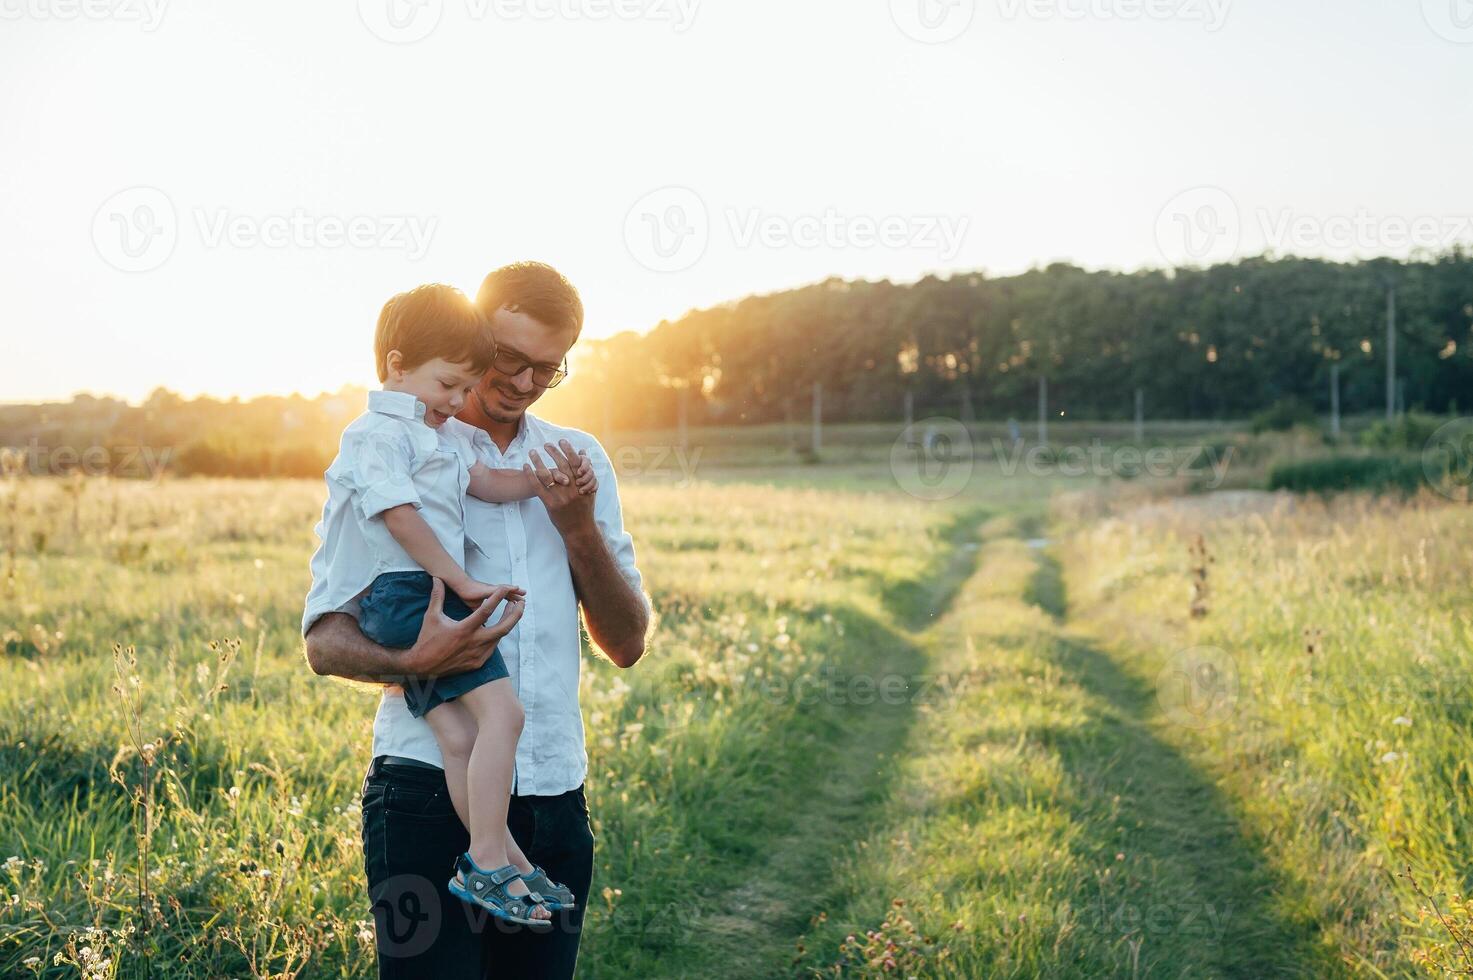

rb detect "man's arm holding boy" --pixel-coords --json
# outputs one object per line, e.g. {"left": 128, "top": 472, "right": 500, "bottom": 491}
{"left": 304, "top": 580, "right": 524, "bottom": 682}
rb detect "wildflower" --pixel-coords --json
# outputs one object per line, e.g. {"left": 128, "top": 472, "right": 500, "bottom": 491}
{"left": 1381, "top": 751, "right": 1401, "bottom": 763}
{"left": 1392, "top": 716, "right": 1412, "bottom": 727}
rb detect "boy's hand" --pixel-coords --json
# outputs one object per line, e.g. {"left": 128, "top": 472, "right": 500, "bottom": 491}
{"left": 453, "top": 577, "right": 525, "bottom": 606}
{"left": 573, "top": 449, "right": 598, "bottom": 495}
{"left": 406, "top": 578, "right": 524, "bottom": 678}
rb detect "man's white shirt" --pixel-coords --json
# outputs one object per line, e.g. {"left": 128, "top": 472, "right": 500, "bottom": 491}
{"left": 303, "top": 404, "right": 647, "bottom": 797}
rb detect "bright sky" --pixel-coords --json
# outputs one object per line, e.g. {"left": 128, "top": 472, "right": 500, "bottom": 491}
{"left": 2, "top": 0, "right": 1470, "bottom": 403}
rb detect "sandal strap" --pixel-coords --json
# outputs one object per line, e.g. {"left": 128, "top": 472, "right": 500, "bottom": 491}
{"left": 524, "top": 866, "right": 573, "bottom": 900}
{"left": 455, "top": 855, "right": 522, "bottom": 887}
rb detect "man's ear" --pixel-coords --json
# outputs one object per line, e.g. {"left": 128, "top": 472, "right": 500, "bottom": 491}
{"left": 384, "top": 349, "right": 404, "bottom": 380}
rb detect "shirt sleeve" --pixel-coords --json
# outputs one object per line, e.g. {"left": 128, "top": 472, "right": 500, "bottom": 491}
{"left": 337, "top": 421, "right": 423, "bottom": 521}
{"left": 582, "top": 437, "right": 649, "bottom": 612}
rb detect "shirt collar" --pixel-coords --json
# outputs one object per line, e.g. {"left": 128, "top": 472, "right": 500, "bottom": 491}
{"left": 507, "top": 413, "right": 534, "bottom": 451}
{"left": 368, "top": 389, "right": 426, "bottom": 422}
{"left": 472, "top": 412, "right": 539, "bottom": 459}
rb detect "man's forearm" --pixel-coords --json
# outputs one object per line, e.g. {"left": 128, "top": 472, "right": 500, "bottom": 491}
{"left": 564, "top": 526, "right": 649, "bottom": 668}
{"left": 303, "top": 612, "right": 407, "bottom": 683}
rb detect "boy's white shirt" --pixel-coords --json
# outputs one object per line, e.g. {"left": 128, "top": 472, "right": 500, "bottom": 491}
{"left": 303, "top": 402, "right": 647, "bottom": 798}
{"left": 302, "top": 389, "right": 481, "bottom": 637}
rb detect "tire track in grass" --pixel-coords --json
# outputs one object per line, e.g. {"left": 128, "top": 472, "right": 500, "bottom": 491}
{"left": 642, "top": 509, "right": 994, "bottom": 980}
{"left": 798, "top": 537, "right": 1332, "bottom": 978}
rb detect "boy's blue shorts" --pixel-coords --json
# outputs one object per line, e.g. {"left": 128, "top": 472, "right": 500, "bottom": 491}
{"left": 358, "top": 570, "right": 509, "bottom": 718}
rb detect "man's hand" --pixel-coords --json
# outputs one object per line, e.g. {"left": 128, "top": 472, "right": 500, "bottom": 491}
{"left": 404, "top": 577, "right": 525, "bottom": 678}
{"left": 525, "top": 439, "right": 598, "bottom": 539}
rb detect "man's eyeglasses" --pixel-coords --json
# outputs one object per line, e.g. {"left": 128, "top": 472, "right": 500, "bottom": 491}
{"left": 490, "top": 348, "right": 568, "bottom": 388}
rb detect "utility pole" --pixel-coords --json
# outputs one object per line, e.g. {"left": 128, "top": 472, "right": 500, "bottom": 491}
{"left": 1133, "top": 387, "right": 1144, "bottom": 443}
{"left": 811, "top": 381, "right": 822, "bottom": 455}
{"left": 1330, "top": 362, "right": 1341, "bottom": 438}
{"left": 1386, "top": 282, "right": 1397, "bottom": 420}
{"left": 1037, "top": 376, "right": 1048, "bottom": 447}
{"left": 676, "top": 385, "right": 688, "bottom": 452}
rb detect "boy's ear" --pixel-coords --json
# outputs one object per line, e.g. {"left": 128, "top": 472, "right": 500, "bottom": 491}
{"left": 384, "top": 349, "right": 404, "bottom": 379}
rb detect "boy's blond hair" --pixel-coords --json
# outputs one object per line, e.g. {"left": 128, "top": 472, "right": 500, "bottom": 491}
{"left": 374, "top": 284, "right": 497, "bottom": 382}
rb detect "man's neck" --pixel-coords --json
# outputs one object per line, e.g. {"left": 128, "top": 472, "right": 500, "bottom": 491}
{"left": 482, "top": 417, "right": 521, "bottom": 453}
{"left": 460, "top": 407, "right": 525, "bottom": 453}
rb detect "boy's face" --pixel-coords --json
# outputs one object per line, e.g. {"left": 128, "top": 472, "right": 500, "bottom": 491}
{"left": 387, "top": 355, "right": 483, "bottom": 428}
{"left": 462, "top": 307, "right": 578, "bottom": 426}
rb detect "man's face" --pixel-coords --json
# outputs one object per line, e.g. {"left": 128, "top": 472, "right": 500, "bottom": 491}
{"left": 463, "top": 307, "right": 578, "bottom": 425}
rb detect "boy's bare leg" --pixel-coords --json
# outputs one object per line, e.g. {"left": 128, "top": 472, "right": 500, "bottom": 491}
{"left": 506, "top": 828, "right": 534, "bottom": 874}
{"left": 454, "top": 679, "right": 549, "bottom": 918}
{"left": 423, "top": 702, "right": 477, "bottom": 827}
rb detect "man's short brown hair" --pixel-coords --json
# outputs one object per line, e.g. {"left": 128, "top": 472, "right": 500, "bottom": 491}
{"left": 475, "top": 262, "right": 584, "bottom": 339}
{"left": 374, "top": 283, "right": 496, "bottom": 382}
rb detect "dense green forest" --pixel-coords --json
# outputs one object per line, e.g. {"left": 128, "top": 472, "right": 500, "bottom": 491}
{"left": 4, "top": 253, "right": 1470, "bottom": 476}
{"left": 555, "top": 252, "right": 1472, "bottom": 430}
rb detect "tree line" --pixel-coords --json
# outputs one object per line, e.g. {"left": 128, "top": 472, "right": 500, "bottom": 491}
{"left": 546, "top": 252, "right": 1472, "bottom": 430}
{"left": 3, "top": 252, "right": 1470, "bottom": 477}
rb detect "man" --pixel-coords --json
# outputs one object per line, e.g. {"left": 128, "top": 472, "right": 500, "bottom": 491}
{"left": 304, "top": 261, "right": 650, "bottom": 978}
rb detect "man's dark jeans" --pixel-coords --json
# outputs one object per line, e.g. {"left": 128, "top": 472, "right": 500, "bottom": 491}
{"left": 361, "top": 758, "right": 594, "bottom": 978}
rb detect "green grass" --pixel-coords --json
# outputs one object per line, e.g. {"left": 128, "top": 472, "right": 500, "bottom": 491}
{"left": 1061, "top": 491, "right": 1473, "bottom": 975}
{"left": 0, "top": 475, "right": 978, "bottom": 977}
{"left": 795, "top": 523, "right": 1333, "bottom": 978}
{"left": 0, "top": 428, "right": 1468, "bottom": 977}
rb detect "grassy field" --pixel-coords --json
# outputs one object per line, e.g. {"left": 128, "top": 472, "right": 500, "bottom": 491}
{"left": 0, "top": 423, "right": 1469, "bottom": 977}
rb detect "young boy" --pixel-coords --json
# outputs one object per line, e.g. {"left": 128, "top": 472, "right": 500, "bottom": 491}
{"left": 307, "top": 283, "right": 587, "bottom": 928}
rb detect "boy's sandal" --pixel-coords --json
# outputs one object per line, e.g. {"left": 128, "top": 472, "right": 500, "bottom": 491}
{"left": 447, "top": 855, "right": 553, "bottom": 931}
{"left": 520, "top": 865, "right": 577, "bottom": 911}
